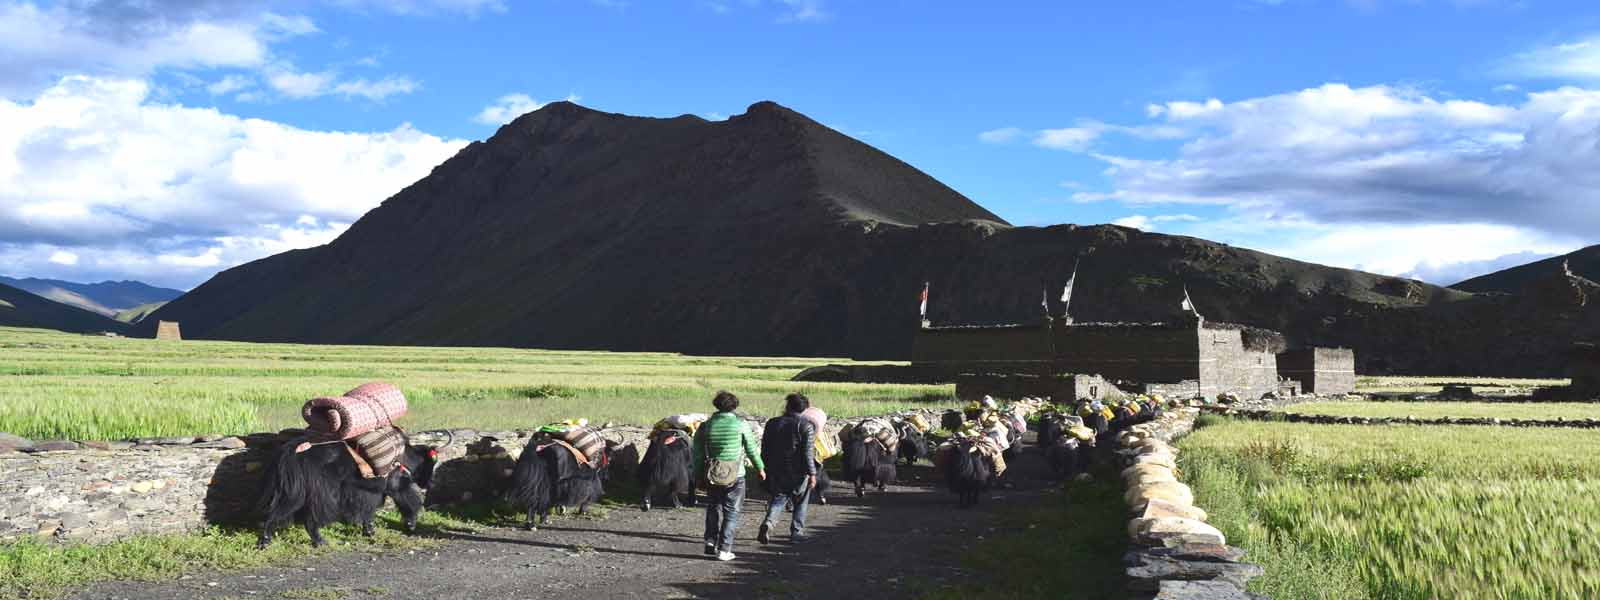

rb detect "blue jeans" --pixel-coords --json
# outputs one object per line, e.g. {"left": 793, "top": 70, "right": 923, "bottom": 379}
{"left": 761, "top": 480, "right": 811, "bottom": 537}
{"left": 703, "top": 477, "right": 746, "bottom": 552}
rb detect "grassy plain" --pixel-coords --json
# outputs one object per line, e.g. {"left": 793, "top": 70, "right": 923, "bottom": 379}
{"left": 1355, "top": 375, "right": 1566, "bottom": 395}
{"left": 1288, "top": 400, "right": 1600, "bottom": 420}
{"left": 0, "top": 326, "right": 955, "bottom": 440}
{"left": 1179, "top": 418, "right": 1600, "bottom": 599}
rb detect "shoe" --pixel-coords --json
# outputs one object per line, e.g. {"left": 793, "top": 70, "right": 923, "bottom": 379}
{"left": 716, "top": 551, "right": 736, "bottom": 562}
{"left": 703, "top": 543, "right": 716, "bottom": 556}
{"left": 757, "top": 524, "right": 771, "bottom": 545}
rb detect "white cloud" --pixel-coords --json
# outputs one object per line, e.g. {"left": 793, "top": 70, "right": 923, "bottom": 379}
{"left": 331, "top": 0, "right": 508, "bottom": 16}
{"left": 1109, "top": 213, "right": 1202, "bottom": 232}
{"left": 330, "top": 76, "right": 419, "bottom": 100}
{"left": 1493, "top": 83, "right": 1520, "bottom": 93}
{"left": 0, "top": 2, "right": 318, "bottom": 98}
{"left": 0, "top": 75, "right": 468, "bottom": 288}
{"left": 1074, "top": 83, "right": 1600, "bottom": 241}
{"left": 473, "top": 93, "right": 579, "bottom": 125}
{"left": 778, "top": 0, "right": 828, "bottom": 22}
{"left": 265, "top": 66, "right": 418, "bottom": 101}
{"left": 1499, "top": 35, "right": 1600, "bottom": 82}
{"left": 978, "top": 127, "right": 1023, "bottom": 144}
{"left": 47, "top": 250, "right": 77, "bottom": 265}
{"left": 206, "top": 74, "right": 254, "bottom": 96}
{"left": 1033, "top": 126, "right": 1101, "bottom": 151}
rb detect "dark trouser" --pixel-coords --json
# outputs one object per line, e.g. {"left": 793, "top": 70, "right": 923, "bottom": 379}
{"left": 761, "top": 480, "right": 811, "bottom": 537}
{"left": 703, "top": 477, "right": 746, "bottom": 552}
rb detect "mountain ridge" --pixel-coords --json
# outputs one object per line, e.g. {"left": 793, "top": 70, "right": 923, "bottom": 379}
{"left": 0, "top": 277, "right": 184, "bottom": 317}
{"left": 143, "top": 101, "right": 1597, "bottom": 376}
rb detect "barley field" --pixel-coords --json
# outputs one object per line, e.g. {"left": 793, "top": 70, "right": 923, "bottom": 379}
{"left": 1288, "top": 400, "right": 1600, "bottom": 420}
{"left": 0, "top": 326, "right": 955, "bottom": 440}
{"left": 1179, "top": 418, "right": 1600, "bottom": 599}
{"left": 1355, "top": 375, "right": 1567, "bottom": 395}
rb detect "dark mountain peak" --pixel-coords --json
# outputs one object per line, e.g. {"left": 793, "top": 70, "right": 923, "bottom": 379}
{"left": 1452, "top": 244, "right": 1600, "bottom": 293}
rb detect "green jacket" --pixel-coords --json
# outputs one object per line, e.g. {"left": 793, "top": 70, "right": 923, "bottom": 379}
{"left": 692, "top": 411, "right": 765, "bottom": 476}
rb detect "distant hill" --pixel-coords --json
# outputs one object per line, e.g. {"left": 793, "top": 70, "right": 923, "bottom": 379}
{"left": 144, "top": 100, "right": 1598, "bottom": 376}
{"left": 1452, "top": 245, "right": 1600, "bottom": 293}
{"left": 0, "top": 277, "right": 183, "bottom": 317}
{"left": 0, "top": 283, "right": 130, "bottom": 334}
{"left": 113, "top": 302, "right": 168, "bottom": 324}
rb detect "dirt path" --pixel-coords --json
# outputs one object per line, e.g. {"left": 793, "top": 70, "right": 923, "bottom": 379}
{"left": 73, "top": 453, "right": 1063, "bottom": 600}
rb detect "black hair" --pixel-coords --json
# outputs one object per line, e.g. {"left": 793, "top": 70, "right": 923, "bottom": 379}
{"left": 784, "top": 393, "right": 810, "bottom": 415}
{"left": 712, "top": 390, "right": 740, "bottom": 413}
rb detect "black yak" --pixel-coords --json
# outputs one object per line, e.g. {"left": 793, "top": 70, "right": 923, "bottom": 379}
{"left": 940, "top": 409, "right": 964, "bottom": 432}
{"left": 841, "top": 436, "right": 896, "bottom": 497}
{"left": 256, "top": 431, "right": 448, "bottom": 549}
{"left": 508, "top": 436, "right": 614, "bottom": 530}
{"left": 637, "top": 429, "right": 694, "bottom": 511}
{"left": 546, "top": 441, "right": 612, "bottom": 515}
{"left": 1036, "top": 413, "right": 1064, "bottom": 449}
{"left": 895, "top": 421, "right": 929, "bottom": 466}
{"left": 1045, "top": 434, "right": 1093, "bottom": 480}
{"left": 810, "top": 466, "right": 832, "bottom": 505}
{"left": 941, "top": 439, "right": 996, "bottom": 508}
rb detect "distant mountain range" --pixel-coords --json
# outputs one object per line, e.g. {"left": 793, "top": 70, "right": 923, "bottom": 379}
{"left": 1451, "top": 245, "right": 1600, "bottom": 293}
{"left": 0, "top": 282, "right": 130, "bottom": 334}
{"left": 130, "top": 101, "right": 1595, "bottom": 376}
{"left": 0, "top": 277, "right": 183, "bottom": 319}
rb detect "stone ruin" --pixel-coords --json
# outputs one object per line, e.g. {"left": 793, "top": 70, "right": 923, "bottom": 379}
{"left": 154, "top": 321, "right": 182, "bottom": 341}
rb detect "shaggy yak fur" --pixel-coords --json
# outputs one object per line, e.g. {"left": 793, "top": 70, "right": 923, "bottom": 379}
{"left": 1036, "top": 414, "right": 1064, "bottom": 450}
{"left": 1045, "top": 435, "right": 1093, "bottom": 480}
{"left": 940, "top": 410, "right": 964, "bottom": 433}
{"left": 256, "top": 434, "right": 442, "bottom": 549}
{"left": 637, "top": 429, "right": 694, "bottom": 511}
{"left": 942, "top": 439, "right": 996, "bottom": 508}
{"left": 841, "top": 436, "right": 896, "bottom": 497}
{"left": 508, "top": 437, "right": 615, "bottom": 530}
{"left": 896, "top": 422, "right": 929, "bottom": 466}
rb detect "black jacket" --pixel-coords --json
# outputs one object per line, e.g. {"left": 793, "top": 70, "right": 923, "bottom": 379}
{"left": 760, "top": 413, "right": 817, "bottom": 491}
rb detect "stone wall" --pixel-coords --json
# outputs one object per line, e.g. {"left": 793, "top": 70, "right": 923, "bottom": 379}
{"left": 1277, "top": 348, "right": 1356, "bottom": 395}
{"left": 953, "top": 372, "right": 1124, "bottom": 403}
{"left": 1198, "top": 327, "right": 1280, "bottom": 401}
{"left": 0, "top": 410, "right": 941, "bottom": 545}
{"left": 1116, "top": 409, "right": 1268, "bottom": 599}
{"left": 1054, "top": 322, "right": 1203, "bottom": 385}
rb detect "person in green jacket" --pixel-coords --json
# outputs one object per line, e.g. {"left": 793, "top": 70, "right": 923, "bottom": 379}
{"left": 692, "top": 390, "right": 765, "bottom": 561}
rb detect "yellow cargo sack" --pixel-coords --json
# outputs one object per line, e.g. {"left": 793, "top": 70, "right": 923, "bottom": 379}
{"left": 814, "top": 432, "right": 839, "bottom": 461}
{"left": 1067, "top": 425, "right": 1096, "bottom": 442}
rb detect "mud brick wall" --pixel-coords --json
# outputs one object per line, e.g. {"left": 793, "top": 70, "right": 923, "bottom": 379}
{"left": 1277, "top": 348, "right": 1356, "bottom": 395}
{"left": 1053, "top": 323, "right": 1202, "bottom": 385}
{"left": 911, "top": 323, "right": 1055, "bottom": 364}
{"left": 0, "top": 410, "right": 940, "bottom": 545}
{"left": 1199, "top": 328, "right": 1280, "bottom": 400}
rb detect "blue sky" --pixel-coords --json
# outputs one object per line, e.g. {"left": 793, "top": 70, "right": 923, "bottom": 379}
{"left": 3, "top": 0, "right": 1600, "bottom": 289}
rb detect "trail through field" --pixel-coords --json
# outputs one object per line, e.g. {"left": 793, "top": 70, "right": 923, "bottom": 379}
{"left": 72, "top": 454, "right": 1065, "bottom": 600}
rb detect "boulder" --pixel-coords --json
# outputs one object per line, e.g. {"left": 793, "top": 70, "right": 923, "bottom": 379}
{"left": 1127, "top": 553, "right": 1265, "bottom": 592}
{"left": 1123, "top": 463, "right": 1179, "bottom": 481}
{"left": 1129, "top": 516, "right": 1225, "bottom": 547}
{"left": 1141, "top": 498, "right": 1208, "bottom": 522}
{"left": 1130, "top": 451, "right": 1178, "bottom": 470}
{"left": 1151, "top": 579, "right": 1266, "bottom": 599}
{"left": 0, "top": 433, "right": 33, "bottom": 452}
{"left": 1126, "top": 468, "right": 1179, "bottom": 487}
{"left": 1126, "top": 482, "right": 1195, "bottom": 511}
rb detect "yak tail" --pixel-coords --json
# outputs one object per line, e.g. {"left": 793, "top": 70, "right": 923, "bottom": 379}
{"left": 845, "top": 438, "right": 874, "bottom": 478}
{"left": 256, "top": 443, "right": 307, "bottom": 518}
{"left": 507, "top": 447, "right": 552, "bottom": 512}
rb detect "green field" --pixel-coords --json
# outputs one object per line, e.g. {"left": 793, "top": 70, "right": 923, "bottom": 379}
{"left": 1288, "top": 400, "right": 1600, "bottom": 420}
{"left": 0, "top": 326, "right": 955, "bottom": 440}
{"left": 1355, "top": 375, "right": 1567, "bottom": 395}
{"left": 1179, "top": 418, "right": 1600, "bottom": 599}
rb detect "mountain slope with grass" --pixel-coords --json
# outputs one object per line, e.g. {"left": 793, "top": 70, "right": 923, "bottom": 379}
{"left": 0, "top": 283, "right": 130, "bottom": 334}
{"left": 1451, "top": 245, "right": 1600, "bottom": 293}
{"left": 143, "top": 101, "right": 1595, "bottom": 376}
{"left": 0, "top": 277, "right": 184, "bottom": 317}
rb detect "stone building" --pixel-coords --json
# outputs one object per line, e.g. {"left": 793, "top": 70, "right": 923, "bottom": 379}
{"left": 155, "top": 321, "right": 182, "bottom": 341}
{"left": 911, "top": 316, "right": 1289, "bottom": 400}
{"left": 1277, "top": 347, "right": 1357, "bottom": 395}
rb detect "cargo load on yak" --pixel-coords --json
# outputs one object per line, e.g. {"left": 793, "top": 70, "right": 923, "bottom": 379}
{"left": 802, "top": 407, "right": 839, "bottom": 460}
{"left": 537, "top": 419, "right": 605, "bottom": 465}
{"left": 895, "top": 413, "right": 931, "bottom": 435}
{"left": 843, "top": 417, "right": 900, "bottom": 454}
{"left": 654, "top": 413, "right": 709, "bottom": 436}
{"left": 301, "top": 382, "right": 409, "bottom": 441}
{"left": 939, "top": 421, "right": 1007, "bottom": 476}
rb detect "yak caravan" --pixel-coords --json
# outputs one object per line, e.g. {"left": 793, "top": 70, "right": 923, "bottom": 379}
{"left": 8, "top": 2, "right": 1600, "bottom": 598}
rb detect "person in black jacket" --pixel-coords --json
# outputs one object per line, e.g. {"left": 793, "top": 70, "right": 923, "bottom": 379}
{"left": 757, "top": 393, "right": 818, "bottom": 544}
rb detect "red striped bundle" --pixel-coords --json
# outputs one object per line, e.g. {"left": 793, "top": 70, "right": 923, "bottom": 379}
{"left": 302, "top": 382, "right": 409, "bottom": 440}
